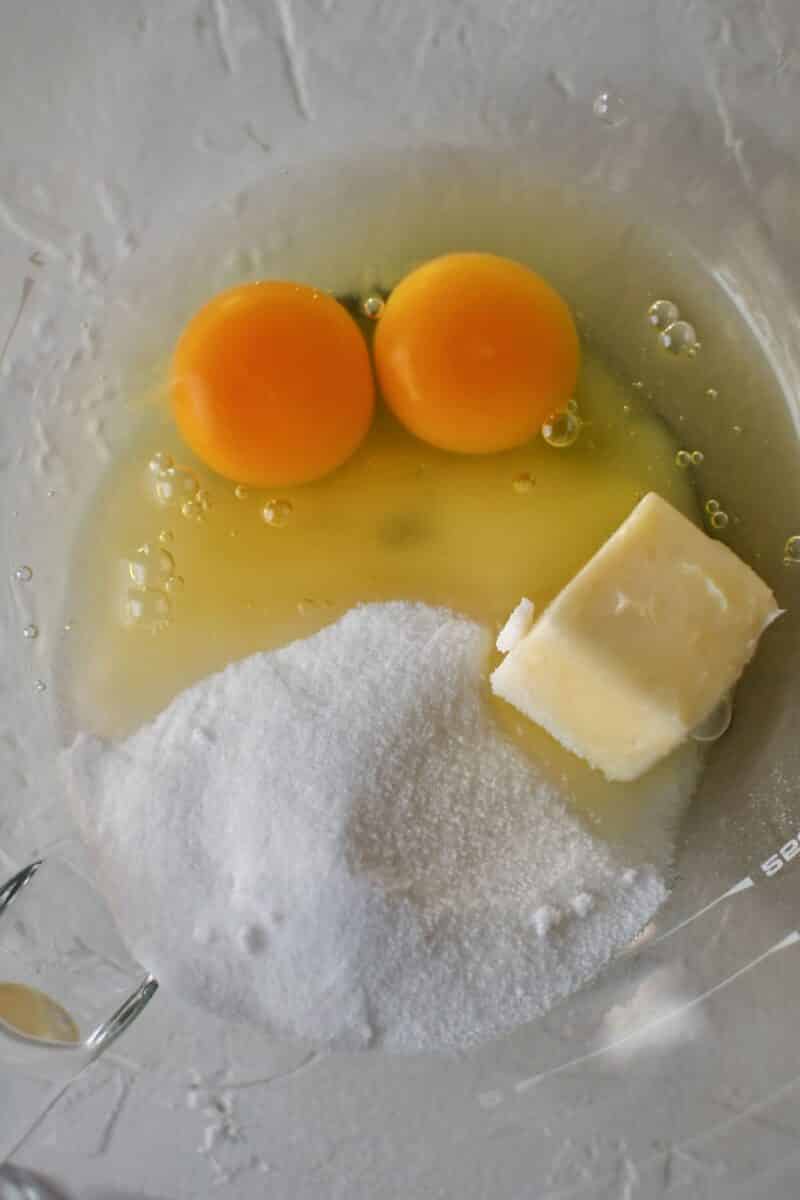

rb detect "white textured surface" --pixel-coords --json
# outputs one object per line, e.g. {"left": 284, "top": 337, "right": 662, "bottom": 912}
{"left": 2, "top": 1, "right": 800, "bottom": 1197}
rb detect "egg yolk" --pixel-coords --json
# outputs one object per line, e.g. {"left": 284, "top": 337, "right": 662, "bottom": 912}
{"left": 171, "top": 282, "right": 375, "bottom": 487}
{"left": 374, "top": 253, "right": 580, "bottom": 454}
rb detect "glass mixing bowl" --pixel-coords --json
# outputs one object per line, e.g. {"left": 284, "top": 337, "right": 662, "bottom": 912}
{"left": 2, "top": 2, "right": 800, "bottom": 1195}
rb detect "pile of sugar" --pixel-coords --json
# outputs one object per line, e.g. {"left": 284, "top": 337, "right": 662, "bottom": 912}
{"left": 65, "top": 602, "right": 671, "bottom": 1052}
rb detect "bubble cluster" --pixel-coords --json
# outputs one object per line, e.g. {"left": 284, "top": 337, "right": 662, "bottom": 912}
{"left": 128, "top": 542, "right": 175, "bottom": 588}
{"left": 675, "top": 449, "right": 704, "bottom": 469}
{"left": 782, "top": 535, "right": 800, "bottom": 566}
{"left": 542, "top": 409, "right": 582, "bottom": 449}
{"left": 125, "top": 539, "right": 183, "bottom": 631}
{"left": 148, "top": 451, "right": 174, "bottom": 476}
{"left": 162, "top": 468, "right": 199, "bottom": 506}
{"left": 126, "top": 588, "right": 171, "bottom": 631}
{"left": 262, "top": 499, "right": 293, "bottom": 528}
{"left": 647, "top": 300, "right": 700, "bottom": 356}
{"left": 705, "top": 501, "right": 729, "bottom": 532}
{"left": 148, "top": 452, "right": 206, "bottom": 520}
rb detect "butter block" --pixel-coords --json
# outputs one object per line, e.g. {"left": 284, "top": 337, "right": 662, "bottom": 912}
{"left": 491, "top": 492, "right": 781, "bottom": 781}
{"left": 496, "top": 597, "right": 535, "bottom": 653}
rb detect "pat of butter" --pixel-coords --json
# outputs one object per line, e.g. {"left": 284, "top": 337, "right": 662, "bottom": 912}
{"left": 491, "top": 492, "right": 781, "bottom": 781}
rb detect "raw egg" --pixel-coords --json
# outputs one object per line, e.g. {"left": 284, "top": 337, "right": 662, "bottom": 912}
{"left": 171, "top": 282, "right": 375, "bottom": 487}
{"left": 374, "top": 253, "right": 580, "bottom": 454}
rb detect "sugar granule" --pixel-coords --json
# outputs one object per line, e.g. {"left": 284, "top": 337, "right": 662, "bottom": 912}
{"left": 64, "top": 602, "right": 672, "bottom": 1053}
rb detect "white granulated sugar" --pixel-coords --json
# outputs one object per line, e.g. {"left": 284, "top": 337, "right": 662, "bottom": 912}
{"left": 531, "top": 904, "right": 561, "bottom": 938}
{"left": 64, "top": 602, "right": 674, "bottom": 1053}
{"left": 571, "top": 891, "right": 596, "bottom": 918}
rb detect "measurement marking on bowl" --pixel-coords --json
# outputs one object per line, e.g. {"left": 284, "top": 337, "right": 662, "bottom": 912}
{"left": 760, "top": 834, "right": 800, "bottom": 877}
{"left": 627, "top": 838, "right": 800, "bottom": 951}
{"left": 649, "top": 874, "right": 753, "bottom": 945}
{"left": 513, "top": 930, "right": 800, "bottom": 1096}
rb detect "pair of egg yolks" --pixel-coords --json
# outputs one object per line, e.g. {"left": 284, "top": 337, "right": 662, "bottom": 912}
{"left": 170, "top": 253, "right": 580, "bottom": 488}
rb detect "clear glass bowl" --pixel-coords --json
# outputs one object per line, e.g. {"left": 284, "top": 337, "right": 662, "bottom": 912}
{"left": 2, "top": 2, "right": 800, "bottom": 1194}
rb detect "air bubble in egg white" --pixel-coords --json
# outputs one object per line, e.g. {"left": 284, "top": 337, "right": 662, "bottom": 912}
{"left": 128, "top": 543, "right": 175, "bottom": 587}
{"left": 647, "top": 300, "right": 680, "bottom": 331}
{"left": 148, "top": 451, "right": 174, "bottom": 477}
{"left": 22, "top": 624, "right": 39, "bottom": 640}
{"left": 362, "top": 295, "right": 385, "bottom": 320}
{"left": 125, "top": 588, "right": 171, "bottom": 630}
{"left": 542, "top": 410, "right": 581, "bottom": 449}
{"left": 14, "top": 565, "right": 33, "bottom": 582}
{"left": 155, "top": 466, "right": 199, "bottom": 507}
{"left": 784, "top": 535, "right": 800, "bottom": 566}
{"left": 660, "top": 320, "right": 699, "bottom": 355}
{"left": 262, "top": 499, "right": 293, "bottom": 528}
